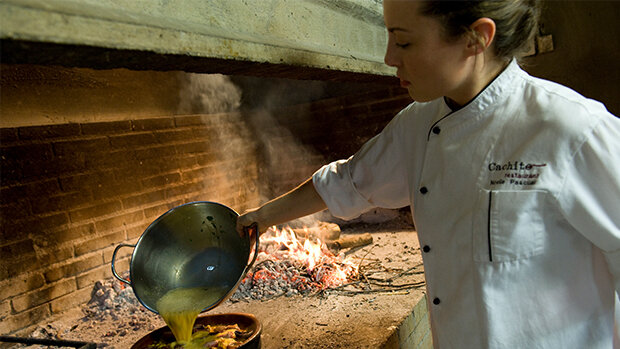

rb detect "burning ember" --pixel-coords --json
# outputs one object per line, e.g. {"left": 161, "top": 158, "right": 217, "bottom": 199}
{"left": 231, "top": 226, "right": 360, "bottom": 301}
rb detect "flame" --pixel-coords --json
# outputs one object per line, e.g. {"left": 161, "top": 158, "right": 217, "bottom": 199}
{"left": 257, "top": 226, "right": 358, "bottom": 289}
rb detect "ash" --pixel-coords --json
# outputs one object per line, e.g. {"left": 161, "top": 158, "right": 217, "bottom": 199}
{"left": 19, "top": 274, "right": 161, "bottom": 348}
{"left": 231, "top": 258, "right": 320, "bottom": 301}
{"left": 230, "top": 252, "right": 357, "bottom": 302}
{"left": 84, "top": 275, "right": 149, "bottom": 322}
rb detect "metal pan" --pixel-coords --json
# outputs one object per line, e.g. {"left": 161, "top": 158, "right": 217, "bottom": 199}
{"left": 111, "top": 201, "right": 259, "bottom": 314}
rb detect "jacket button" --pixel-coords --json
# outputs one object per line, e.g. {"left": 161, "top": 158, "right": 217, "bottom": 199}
{"left": 419, "top": 187, "right": 428, "bottom": 194}
{"left": 433, "top": 297, "right": 441, "bottom": 305}
{"left": 423, "top": 245, "right": 430, "bottom": 253}
{"left": 432, "top": 126, "right": 441, "bottom": 135}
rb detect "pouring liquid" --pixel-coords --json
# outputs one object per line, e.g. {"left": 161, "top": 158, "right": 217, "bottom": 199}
{"left": 155, "top": 287, "right": 224, "bottom": 344}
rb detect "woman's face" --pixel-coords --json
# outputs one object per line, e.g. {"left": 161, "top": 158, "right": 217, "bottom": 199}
{"left": 383, "top": 0, "right": 472, "bottom": 103}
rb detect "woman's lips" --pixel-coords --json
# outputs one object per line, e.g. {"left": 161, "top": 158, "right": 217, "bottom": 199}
{"left": 400, "top": 79, "right": 411, "bottom": 88}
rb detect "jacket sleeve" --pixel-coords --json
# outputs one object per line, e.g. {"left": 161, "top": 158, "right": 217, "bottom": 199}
{"left": 312, "top": 108, "right": 413, "bottom": 220}
{"left": 557, "top": 114, "right": 620, "bottom": 293}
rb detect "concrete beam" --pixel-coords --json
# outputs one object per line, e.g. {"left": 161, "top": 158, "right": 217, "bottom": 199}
{"left": 0, "top": 0, "right": 395, "bottom": 82}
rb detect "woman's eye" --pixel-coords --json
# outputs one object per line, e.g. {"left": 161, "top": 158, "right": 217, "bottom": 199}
{"left": 396, "top": 43, "right": 410, "bottom": 48}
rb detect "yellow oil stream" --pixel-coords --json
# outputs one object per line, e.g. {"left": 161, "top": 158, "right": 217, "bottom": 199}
{"left": 155, "top": 287, "right": 222, "bottom": 345}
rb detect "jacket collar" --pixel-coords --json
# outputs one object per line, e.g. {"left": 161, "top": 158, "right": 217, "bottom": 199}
{"left": 441, "top": 59, "right": 522, "bottom": 120}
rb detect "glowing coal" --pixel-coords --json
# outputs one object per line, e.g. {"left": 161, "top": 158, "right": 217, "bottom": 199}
{"left": 231, "top": 226, "right": 359, "bottom": 301}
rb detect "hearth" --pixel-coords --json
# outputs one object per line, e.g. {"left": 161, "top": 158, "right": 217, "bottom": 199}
{"left": 0, "top": 2, "right": 430, "bottom": 347}
{"left": 4, "top": 213, "right": 429, "bottom": 348}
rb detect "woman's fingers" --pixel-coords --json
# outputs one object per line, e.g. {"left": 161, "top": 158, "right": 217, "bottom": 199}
{"left": 236, "top": 209, "right": 260, "bottom": 237}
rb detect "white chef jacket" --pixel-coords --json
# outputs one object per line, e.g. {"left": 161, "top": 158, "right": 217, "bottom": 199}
{"left": 313, "top": 60, "right": 620, "bottom": 348}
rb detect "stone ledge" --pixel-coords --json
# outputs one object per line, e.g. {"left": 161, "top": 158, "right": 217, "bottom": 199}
{"left": 0, "top": 0, "right": 396, "bottom": 80}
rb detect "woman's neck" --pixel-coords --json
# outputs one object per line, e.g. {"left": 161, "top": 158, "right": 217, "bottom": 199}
{"left": 445, "top": 58, "right": 509, "bottom": 110}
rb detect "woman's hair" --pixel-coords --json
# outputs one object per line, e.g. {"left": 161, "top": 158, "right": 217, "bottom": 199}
{"left": 419, "top": 0, "right": 542, "bottom": 61}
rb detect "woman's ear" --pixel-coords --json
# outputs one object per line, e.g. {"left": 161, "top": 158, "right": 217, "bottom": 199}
{"left": 467, "top": 18, "right": 496, "bottom": 55}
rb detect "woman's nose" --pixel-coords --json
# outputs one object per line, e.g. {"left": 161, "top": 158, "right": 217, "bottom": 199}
{"left": 384, "top": 44, "right": 399, "bottom": 67}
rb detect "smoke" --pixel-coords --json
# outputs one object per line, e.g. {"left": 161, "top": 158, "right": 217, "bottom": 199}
{"left": 176, "top": 73, "right": 253, "bottom": 206}
{"left": 176, "top": 73, "right": 242, "bottom": 114}
{"left": 175, "top": 73, "right": 326, "bottom": 227}
{"left": 238, "top": 79, "right": 329, "bottom": 227}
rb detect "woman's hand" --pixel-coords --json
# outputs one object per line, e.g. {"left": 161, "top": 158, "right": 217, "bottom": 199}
{"left": 236, "top": 207, "right": 269, "bottom": 238}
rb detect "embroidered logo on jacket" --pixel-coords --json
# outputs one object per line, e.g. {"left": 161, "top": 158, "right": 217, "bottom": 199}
{"left": 487, "top": 161, "right": 546, "bottom": 186}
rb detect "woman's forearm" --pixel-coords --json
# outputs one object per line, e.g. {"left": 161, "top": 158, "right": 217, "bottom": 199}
{"left": 237, "top": 177, "right": 327, "bottom": 234}
{"left": 260, "top": 177, "right": 327, "bottom": 227}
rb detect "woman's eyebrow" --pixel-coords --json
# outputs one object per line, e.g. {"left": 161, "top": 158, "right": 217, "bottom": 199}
{"left": 387, "top": 27, "right": 409, "bottom": 33}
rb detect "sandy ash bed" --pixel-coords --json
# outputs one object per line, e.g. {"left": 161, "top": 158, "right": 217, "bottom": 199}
{"left": 8, "top": 209, "right": 426, "bottom": 349}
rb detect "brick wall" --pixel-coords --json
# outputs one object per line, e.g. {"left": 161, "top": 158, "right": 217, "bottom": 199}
{"left": 261, "top": 86, "right": 411, "bottom": 196}
{"left": 0, "top": 80, "right": 411, "bottom": 335}
{"left": 0, "top": 112, "right": 263, "bottom": 334}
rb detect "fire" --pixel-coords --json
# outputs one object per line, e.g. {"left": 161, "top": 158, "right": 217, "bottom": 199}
{"left": 252, "top": 226, "right": 358, "bottom": 290}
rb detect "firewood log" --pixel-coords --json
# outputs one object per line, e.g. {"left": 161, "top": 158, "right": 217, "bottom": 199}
{"left": 292, "top": 222, "right": 341, "bottom": 241}
{"left": 326, "top": 233, "right": 373, "bottom": 250}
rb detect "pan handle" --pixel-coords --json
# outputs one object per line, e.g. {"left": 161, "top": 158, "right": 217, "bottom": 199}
{"left": 111, "top": 243, "right": 135, "bottom": 285}
{"left": 243, "top": 222, "right": 260, "bottom": 272}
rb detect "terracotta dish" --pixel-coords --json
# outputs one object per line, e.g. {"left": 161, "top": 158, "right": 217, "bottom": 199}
{"left": 131, "top": 313, "right": 261, "bottom": 349}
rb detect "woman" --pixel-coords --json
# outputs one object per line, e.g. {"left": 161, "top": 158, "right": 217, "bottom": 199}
{"left": 237, "top": 1, "right": 620, "bottom": 347}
